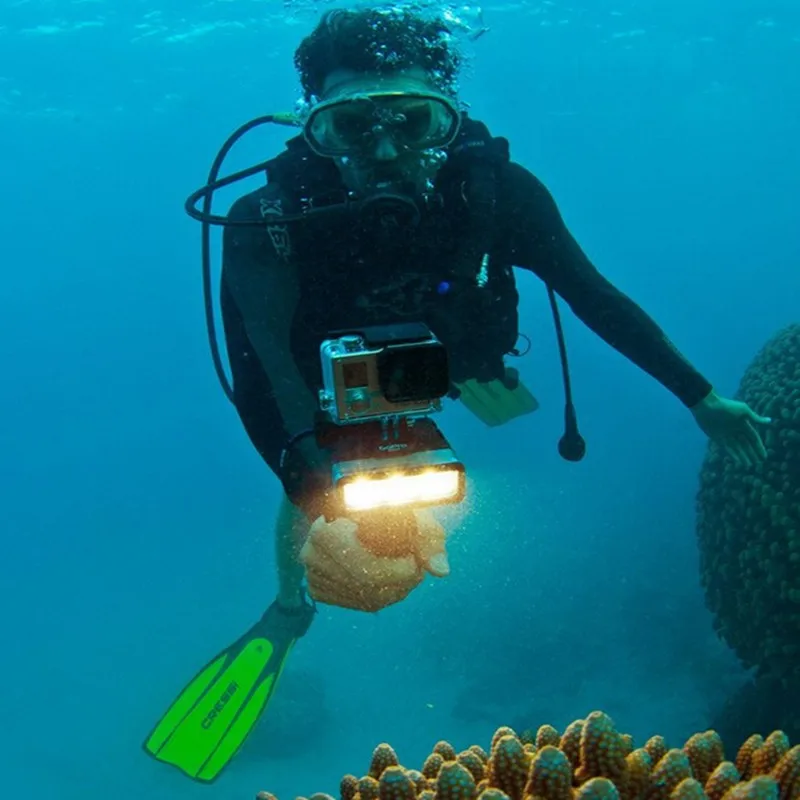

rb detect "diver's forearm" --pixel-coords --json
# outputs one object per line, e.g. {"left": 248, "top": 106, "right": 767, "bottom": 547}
{"left": 275, "top": 495, "right": 313, "bottom": 607}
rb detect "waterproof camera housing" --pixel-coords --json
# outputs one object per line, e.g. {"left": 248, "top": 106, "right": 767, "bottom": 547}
{"left": 318, "top": 322, "right": 449, "bottom": 425}
{"left": 316, "top": 322, "right": 465, "bottom": 514}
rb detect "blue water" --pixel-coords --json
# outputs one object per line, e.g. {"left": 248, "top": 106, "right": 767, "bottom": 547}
{"left": 1, "top": 1, "right": 798, "bottom": 798}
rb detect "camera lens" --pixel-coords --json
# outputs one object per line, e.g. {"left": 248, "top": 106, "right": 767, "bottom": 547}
{"left": 377, "top": 343, "right": 449, "bottom": 403}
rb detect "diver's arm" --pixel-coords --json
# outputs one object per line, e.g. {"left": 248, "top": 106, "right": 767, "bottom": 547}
{"left": 222, "top": 194, "right": 319, "bottom": 439}
{"left": 221, "top": 192, "right": 320, "bottom": 607}
{"left": 501, "top": 162, "right": 712, "bottom": 407}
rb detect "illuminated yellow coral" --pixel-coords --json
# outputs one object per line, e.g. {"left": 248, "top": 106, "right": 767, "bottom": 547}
{"left": 648, "top": 750, "right": 694, "bottom": 800}
{"left": 470, "top": 745, "right": 489, "bottom": 764}
{"left": 560, "top": 720, "right": 585, "bottom": 770}
{"left": 620, "top": 749, "right": 653, "bottom": 800}
{"left": 646, "top": 737, "right": 669, "bottom": 767}
{"left": 525, "top": 745, "right": 573, "bottom": 800}
{"left": 671, "top": 778, "right": 708, "bottom": 800}
{"left": 752, "top": 733, "right": 790, "bottom": 776}
{"left": 378, "top": 767, "right": 417, "bottom": 800}
{"left": 371, "top": 744, "right": 400, "bottom": 779}
{"left": 737, "top": 736, "right": 765, "bottom": 780}
{"left": 622, "top": 737, "right": 635, "bottom": 757}
{"left": 406, "top": 770, "right": 427, "bottom": 795}
{"left": 770, "top": 745, "right": 800, "bottom": 800}
{"left": 434, "top": 742, "right": 458, "bottom": 762}
{"left": 721, "top": 776, "right": 779, "bottom": 800}
{"left": 359, "top": 777, "right": 380, "bottom": 800}
{"left": 252, "top": 710, "right": 800, "bottom": 800}
{"left": 685, "top": 732, "right": 725, "bottom": 786}
{"left": 422, "top": 753, "right": 444, "bottom": 780}
{"left": 537, "top": 726, "right": 562, "bottom": 750}
{"left": 481, "top": 791, "right": 512, "bottom": 800}
{"left": 487, "top": 734, "right": 531, "bottom": 800}
{"left": 458, "top": 750, "right": 487, "bottom": 783}
{"left": 341, "top": 775, "right": 359, "bottom": 800}
{"left": 577, "top": 711, "right": 627, "bottom": 783}
{"left": 706, "top": 762, "right": 742, "bottom": 800}
{"left": 437, "top": 761, "right": 478, "bottom": 800}
{"left": 576, "top": 777, "right": 622, "bottom": 800}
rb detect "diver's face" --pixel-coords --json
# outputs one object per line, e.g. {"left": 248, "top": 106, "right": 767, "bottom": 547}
{"left": 314, "top": 66, "right": 459, "bottom": 195}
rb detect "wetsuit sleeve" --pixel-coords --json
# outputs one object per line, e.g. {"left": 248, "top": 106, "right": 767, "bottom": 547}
{"left": 220, "top": 192, "right": 320, "bottom": 477}
{"left": 499, "top": 162, "right": 713, "bottom": 408}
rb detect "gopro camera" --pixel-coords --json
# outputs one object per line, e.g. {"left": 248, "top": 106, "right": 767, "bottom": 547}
{"left": 313, "top": 322, "right": 465, "bottom": 515}
{"left": 318, "top": 322, "right": 449, "bottom": 425}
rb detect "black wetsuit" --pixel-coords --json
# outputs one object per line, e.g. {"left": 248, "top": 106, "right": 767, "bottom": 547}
{"left": 220, "top": 125, "right": 712, "bottom": 490}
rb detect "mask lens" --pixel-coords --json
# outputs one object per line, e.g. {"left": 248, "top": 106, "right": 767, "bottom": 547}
{"left": 305, "top": 94, "right": 459, "bottom": 157}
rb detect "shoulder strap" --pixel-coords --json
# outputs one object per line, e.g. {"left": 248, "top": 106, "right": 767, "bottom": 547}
{"left": 444, "top": 116, "right": 510, "bottom": 286}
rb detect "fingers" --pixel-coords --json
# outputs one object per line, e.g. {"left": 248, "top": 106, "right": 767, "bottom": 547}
{"left": 415, "top": 510, "right": 450, "bottom": 578}
{"left": 724, "top": 420, "right": 768, "bottom": 468}
{"left": 747, "top": 407, "right": 773, "bottom": 426}
{"left": 744, "top": 419, "right": 768, "bottom": 460}
{"left": 302, "top": 518, "right": 425, "bottom": 612}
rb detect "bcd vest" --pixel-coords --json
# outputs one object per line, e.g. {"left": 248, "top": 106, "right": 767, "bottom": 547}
{"left": 263, "top": 115, "right": 520, "bottom": 384}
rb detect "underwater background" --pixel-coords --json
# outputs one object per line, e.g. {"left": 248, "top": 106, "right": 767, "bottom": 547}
{"left": 1, "top": 0, "right": 798, "bottom": 798}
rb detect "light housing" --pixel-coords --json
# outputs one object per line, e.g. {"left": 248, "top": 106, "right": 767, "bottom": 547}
{"left": 331, "top": 448, "right": 465, "bottom": 513}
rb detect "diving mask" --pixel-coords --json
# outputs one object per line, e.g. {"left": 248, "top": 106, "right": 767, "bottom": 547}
{"left": 303, "top": 89, "right": 461, "bottom": 159}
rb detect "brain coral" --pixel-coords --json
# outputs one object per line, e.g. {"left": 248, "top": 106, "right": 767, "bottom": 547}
{"left": 695, "top": 323, "right": 800, "bottom": 726}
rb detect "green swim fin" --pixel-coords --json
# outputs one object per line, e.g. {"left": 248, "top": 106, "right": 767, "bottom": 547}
{"left": 454, "top": 367, "right": 540, "bottom": 427}
{"left": 143, "top": 598, "right": 315, "bottom": 783}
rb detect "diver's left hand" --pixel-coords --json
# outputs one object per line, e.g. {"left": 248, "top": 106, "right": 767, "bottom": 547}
{"left": 299, "top": 508, "right": 450, "bottom": 613}
{"left": 690, "top": 389, "right": 771, "bottom": 467}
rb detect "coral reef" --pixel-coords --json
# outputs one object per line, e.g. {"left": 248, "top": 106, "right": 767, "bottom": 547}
{"left": 695, "top": 323, "right": 800, "bottom": 736}
{"left": 252, "top": 710, "right": 800, "bottom": 800}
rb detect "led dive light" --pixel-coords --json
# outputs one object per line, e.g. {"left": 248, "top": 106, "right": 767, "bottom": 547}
{"left": 315, "top": 323, "right": 465, "bottom": 514}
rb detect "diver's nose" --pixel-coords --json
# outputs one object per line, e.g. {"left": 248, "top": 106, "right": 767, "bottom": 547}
{"left": 372, "top": 132, "right": 399, "bottom": 161}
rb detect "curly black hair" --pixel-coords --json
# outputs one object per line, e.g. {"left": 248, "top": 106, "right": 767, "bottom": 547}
{"left": 294, "top": 6, "right": 462, "bottom": 101}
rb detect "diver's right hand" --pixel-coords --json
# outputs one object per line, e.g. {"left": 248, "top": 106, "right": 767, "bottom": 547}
{"left": 299, "top": 508, "right": 450, "bottom": 612}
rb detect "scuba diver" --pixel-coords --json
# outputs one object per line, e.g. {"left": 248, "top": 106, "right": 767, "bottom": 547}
{"left": 143, "top": 5, "right": 771, "bottom": 783}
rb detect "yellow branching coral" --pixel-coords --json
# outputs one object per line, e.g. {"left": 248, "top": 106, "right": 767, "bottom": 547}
{"left": 707, "top": 762, "right": 742, "bottom": 800}
{"left": 620, "top": 749, "right": 652, "bottom": 800}
{"left": 537, "top": 727, "right": 563, "bottom": 750}
{"left": 253, "top": 709, "right": 800, "bottom": 800}
{"left": 458, "top": 750, "right": 487, "bottom": 784}
{"left": 525, "top": 745, "right": 573, "bottom": 800}
{"left": 751, "top": 733, "right": 791, "bottom": 777}
{"left": 470, "top": 746, "right": 490, "bottom": 764}
{"left": 685, "top": 732, "right": 725, "bottom": 786}
{"left": 423, "top": 754, "right": 445, "bottom": 780}
{"left": 721, "top": 776, "right": 779, "bottom": 800}
{"left": 672, "top": 778, "right": 707, "bottom": 800}
{"left": 645, "top": 737, "right": 669, "bottom": 768}
{"left": 492, "top": 729, "right": 520, "bottom": 752}
{"left": 647, "top": 750, "right": 693, "bottom": 800}
{"left": 622, "top": 738, "right": 635, "bottom": 758}
{"left": 371, "top": 745, "right": 401, "bottom": 779}
{"left": 487, "top": 734, "right": 532, "bottom": 800}
{"left": 342, "top": 775, "right": 359, "bottom": 800}
{"left": 770, "top": 745, "right": 800, "bottom": 800}
{"left": 561, "top": 722, "right": 585, "bottom": 770}
{"left": 738, "top": 737, "right": 766, "bottom": 781}
{"left": 575, "top": 778, "right": 621, "bottom": 800}
{"left": 435, "top": 742, "right": 459, "bottom": 762}
{"left": 437, "top": 761, "right": 478, "bottom": 800}
{"left": 379, "top": 767, "right": 418, "bottom": 800}
{"left": 407, "top": 771, "right": 429, "bottom": 795}
{"left": 577, "top": 712, "right": 628, "bottom": 784}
